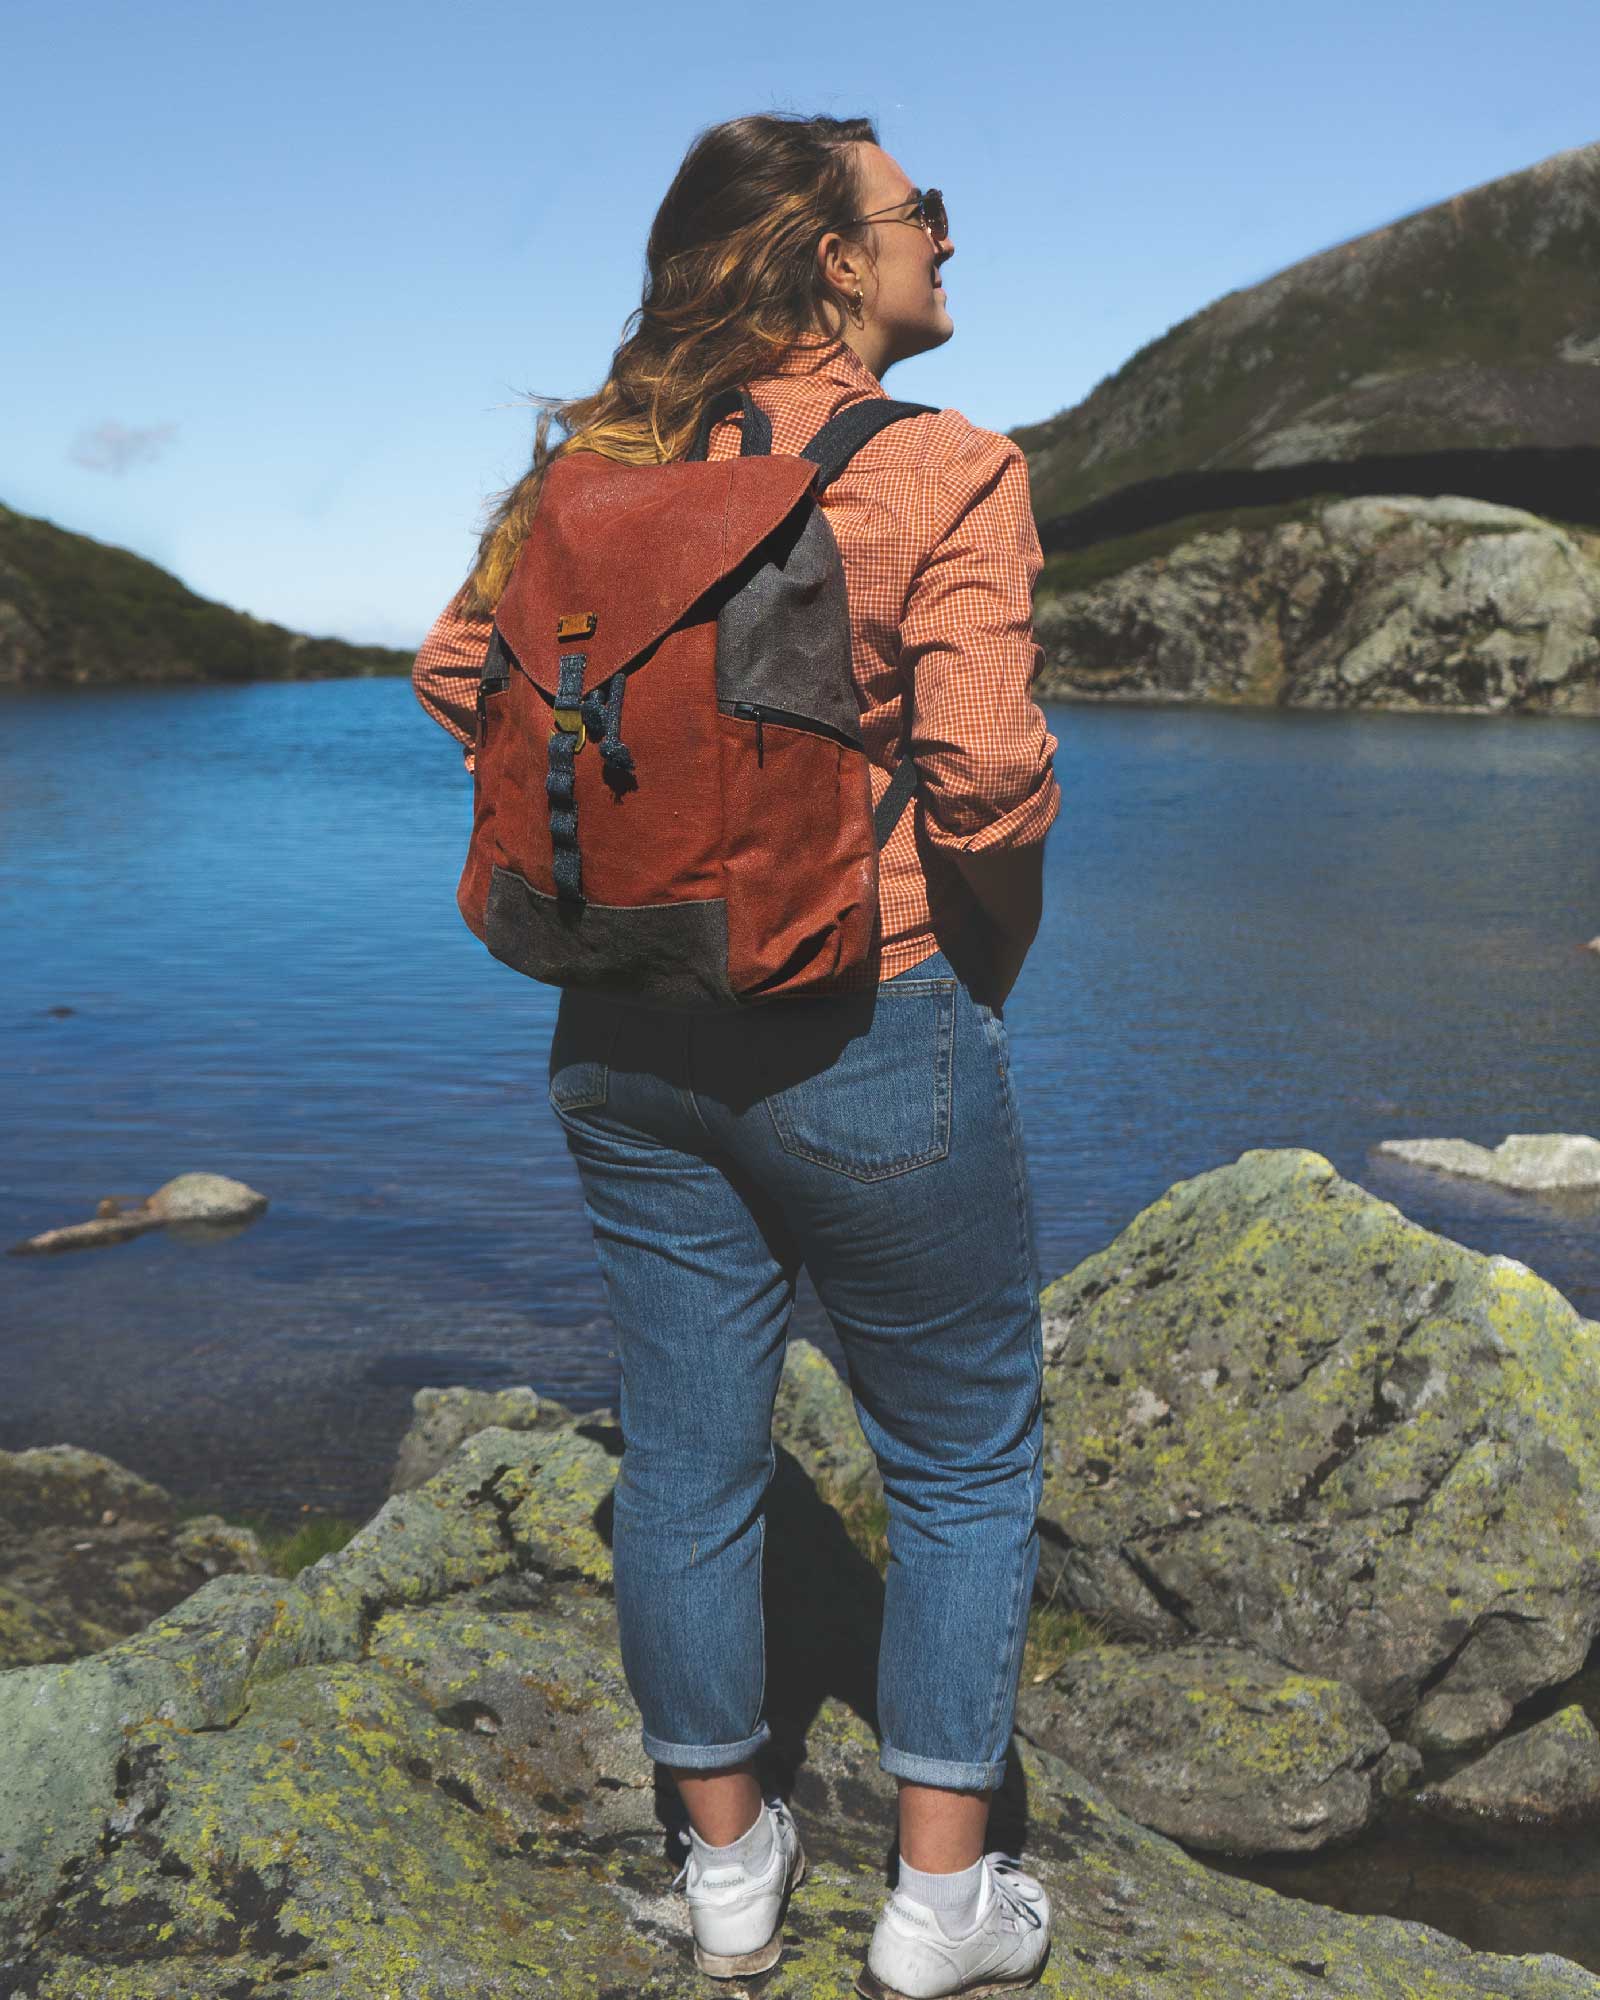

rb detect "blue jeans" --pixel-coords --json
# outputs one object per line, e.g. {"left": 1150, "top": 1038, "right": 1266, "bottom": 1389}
{"left": 546, "top": 945, "right": 1044, "bottom": 1792}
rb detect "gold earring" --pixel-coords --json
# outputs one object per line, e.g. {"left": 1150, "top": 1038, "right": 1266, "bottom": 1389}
{"left": 848, "top": 286, "right": 865, "bottom": 327}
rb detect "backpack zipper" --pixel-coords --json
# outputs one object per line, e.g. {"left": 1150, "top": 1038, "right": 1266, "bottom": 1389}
{"left": 719, "top": 700, "right": 864, "bottom": 767}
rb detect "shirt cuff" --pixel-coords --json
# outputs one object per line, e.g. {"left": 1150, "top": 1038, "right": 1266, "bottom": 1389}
{"left": 948, "top": 767, "right": 1061, "bottom": 853}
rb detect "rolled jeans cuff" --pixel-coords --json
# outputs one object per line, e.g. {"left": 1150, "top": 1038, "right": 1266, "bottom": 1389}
{"left": 643, "top": 1720, "right": 771, "bottom": 1772}
{"left": 879, "top": 1743, "right": 1007, "bottom": 1792}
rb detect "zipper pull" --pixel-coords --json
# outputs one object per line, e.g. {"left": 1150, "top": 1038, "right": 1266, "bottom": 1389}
{"left": 735, "top": 702, "right": 765, "bottom": 764}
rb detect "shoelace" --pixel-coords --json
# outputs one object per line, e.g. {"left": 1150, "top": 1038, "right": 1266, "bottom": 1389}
{"left": 987, "top": 1854, "right": 1044, "bottom": 1934}
{"left": 671, "top": 1798, "right": 791, "bottom": 1893}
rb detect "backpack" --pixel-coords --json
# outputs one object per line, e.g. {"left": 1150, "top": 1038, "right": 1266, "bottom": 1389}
{"left": 457, "top": 384, "right": 939, "bottom": 1009}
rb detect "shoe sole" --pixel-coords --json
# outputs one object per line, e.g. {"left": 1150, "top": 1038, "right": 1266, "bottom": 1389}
{"left": 693, "top": 1844, "right": 809, "bottom": 1978}
{"left": 854, "top": 1936, "right": 1051, "bottom": 2000}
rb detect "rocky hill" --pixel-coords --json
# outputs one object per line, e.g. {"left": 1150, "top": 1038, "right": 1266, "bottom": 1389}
{"left": 0, "top": 502, "right": 412, "bottom": 685}
{"left": 1014, "top": 139, "right": 1600, "bottom": 530}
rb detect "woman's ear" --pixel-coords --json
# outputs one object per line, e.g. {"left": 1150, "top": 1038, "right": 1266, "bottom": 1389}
{"left": 820, "top": 229, "right": 856, "bottom": 292}
{"left": 816, "top": 228, "right": 872, "bottom": 308}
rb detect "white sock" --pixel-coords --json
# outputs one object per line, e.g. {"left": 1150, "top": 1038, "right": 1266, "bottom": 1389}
{"left": 690, "top": 1800, "right": 775, "bottom": 1876}
{"left": 897, "top": 1854, "right": 984, "bottom": 1937}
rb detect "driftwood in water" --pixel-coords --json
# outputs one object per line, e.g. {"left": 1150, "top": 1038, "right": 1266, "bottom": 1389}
{"left": 7, "top": 1174, "right": 268, "bottom": 1256}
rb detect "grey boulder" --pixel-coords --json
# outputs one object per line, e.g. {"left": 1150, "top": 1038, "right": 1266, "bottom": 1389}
{"left": 1037, "top": 1149, "right": 1600, "bottom": 1726}
{"left": 1016, "top": 1639, "right": 1416, "bottom": 1855}
{"left": 145, "top": 1172, "right": 270, "bottom": 1223}
{"left": 1410, "top": 1690, "right": 1517, "bottom": 1755}
{"left": 0, "top": 1444, "right": 266, "bottom": 1669}
{"left": 1420, "top": 1707, "right": 1600, "bottom": 1830}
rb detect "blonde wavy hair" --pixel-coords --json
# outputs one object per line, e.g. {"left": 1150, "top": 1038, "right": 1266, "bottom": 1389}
{"left": 460, "top": 112, "right": 878, "bottom": 615}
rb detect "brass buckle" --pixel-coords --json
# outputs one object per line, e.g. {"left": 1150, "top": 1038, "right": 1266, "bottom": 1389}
{"left": 551, "top": 706, "right": 586, "bottom": 750}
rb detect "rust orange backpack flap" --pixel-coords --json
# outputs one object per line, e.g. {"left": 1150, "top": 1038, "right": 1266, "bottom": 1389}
{"left": 458, "top": 386, "right": 937, "bottom": 1009}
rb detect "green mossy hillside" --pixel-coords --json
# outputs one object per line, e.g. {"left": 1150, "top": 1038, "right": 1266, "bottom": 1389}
{"left": 0, "top": 501, "right": 413, "bottom": 686}
{"left": 1014, "top": 141, "right": 1600, "bottom": 522}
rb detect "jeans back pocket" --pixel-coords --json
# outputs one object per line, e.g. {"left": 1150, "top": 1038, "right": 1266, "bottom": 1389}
{"left": 548, "top": 997, "right": 621, "bottom": 1117}
{"left": 761, "top": 976, "right": 956, "bottom": 1181}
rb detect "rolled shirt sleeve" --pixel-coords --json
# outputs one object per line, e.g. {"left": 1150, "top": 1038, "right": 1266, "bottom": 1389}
{"left": 898, "top": 435, "right": 1061, "bottom": 853}
{"left": 413, "top": 591, "right": 495, "bottom": 772}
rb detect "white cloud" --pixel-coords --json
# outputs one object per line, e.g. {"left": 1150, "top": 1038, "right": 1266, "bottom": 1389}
{"left": 70, "top": 420, "right": 180, "bottom": 475}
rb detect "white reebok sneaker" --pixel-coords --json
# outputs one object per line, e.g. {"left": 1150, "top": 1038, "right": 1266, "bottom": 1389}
{"left": 672, "top": 1795, "right": 808, "bottom": 1977}
{"left": 856, "top": 1852, "right": 1051, "bottom": 2000}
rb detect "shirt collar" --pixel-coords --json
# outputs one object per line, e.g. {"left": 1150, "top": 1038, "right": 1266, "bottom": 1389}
{"left": 755, "top": 332, "right": 885, "bottom": 396}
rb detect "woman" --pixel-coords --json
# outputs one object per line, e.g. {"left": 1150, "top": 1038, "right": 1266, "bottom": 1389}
{"left": 413, "top": 112, "right": 1060, "bottom": 2000}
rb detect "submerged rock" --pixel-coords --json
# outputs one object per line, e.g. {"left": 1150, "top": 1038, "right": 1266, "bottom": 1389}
{"left": 1036, "top": 1149, "right": 1600, "bottom": 1727}
{"left": 1376, "top": 1133, "right": 1600, "bottom": 1192}
{"left": 2, "top": 1416, "right": 1595, "bottom": 1996}
{"left": 0, "top": 1444, "right": 266, "bottom": 1670}
{"left": 1421, "top": 1707, "right": 1600, "bottom": 1831}
{"left": 1016, "top": 1640, "right": 1413, "bottom": 1856}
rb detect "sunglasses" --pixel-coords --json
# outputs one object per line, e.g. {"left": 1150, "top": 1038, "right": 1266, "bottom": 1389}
{"left": 841, "top": 186, "right": 948, "bottom": 242}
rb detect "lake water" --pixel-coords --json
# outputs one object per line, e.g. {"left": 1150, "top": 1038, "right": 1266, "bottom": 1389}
{"left": 3, "top": 681, "right": 1598, "bottom": 1526}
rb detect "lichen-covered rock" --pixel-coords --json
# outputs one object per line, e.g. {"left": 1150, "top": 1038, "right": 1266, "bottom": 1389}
{"left": 390, "top": 1385, "right": 546, "bottom": 1493}
{"left": 4, "top": 1410, "right": 1597, "bottom": 1997}
{"left": 773, "top": 1336, "right": 883, "bottom": 1517}
{"left": 0, "top": 1422, "right": 621, "bottom": 1933}
{"left": 172, "top": 1513, "right": 271, "bottom": 1577}
{"left": 1377, "top": 1133, "right": 1600, "bottom": 1192}
{"left": 1411, "top": 1690, "right": 1516, "bottom": 1755}
{"left": 0, "top": 1445, "right": 266, "bottom": 1670}
{"left": 301, "top": 1420, "right": 620, "bottom": 1648}
{"left": 1016, "top": 1641, "right": 1406, "bottom": 1856}
{"left": 386, "top": 1339, "right": 874, "bottom": 1512}
{"left": 1420, "top": 1707, "right": 1600, "bottom": 1831}
{"left": 1037, "top": 1149, "right": 1600, "bottom": 1726}
{"left": 0, "top": 1445, "right": 172, "bottom": 1534}
{"left": 1034, "top": 496, "right": 1600, "bottom": 714}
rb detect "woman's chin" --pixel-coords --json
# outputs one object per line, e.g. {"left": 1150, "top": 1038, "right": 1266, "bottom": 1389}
{"left": 886, "top": 318, "right": 955, "bottom": 369}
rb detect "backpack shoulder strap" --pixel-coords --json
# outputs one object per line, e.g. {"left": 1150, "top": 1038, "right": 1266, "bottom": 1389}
{"left": 801, "top": 398, "right": 941, "bottom": 849}
{"left": 684, "top": 386, "right": 939, "bottom": 852}
{"left": 685, "top": 387, "right": 772, "bottom": 462}
{"left": 798, "top": 399, "right": 940, "bottom": 494}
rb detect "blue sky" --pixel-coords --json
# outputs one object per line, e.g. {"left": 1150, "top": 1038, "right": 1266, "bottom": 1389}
{"left": 4, "top": 0, "right": 1596, "bottom": 649}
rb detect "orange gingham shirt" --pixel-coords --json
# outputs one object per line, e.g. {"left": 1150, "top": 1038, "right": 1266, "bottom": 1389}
{"left": 412, "top": 331, "right": 1061, "bottom": 980}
